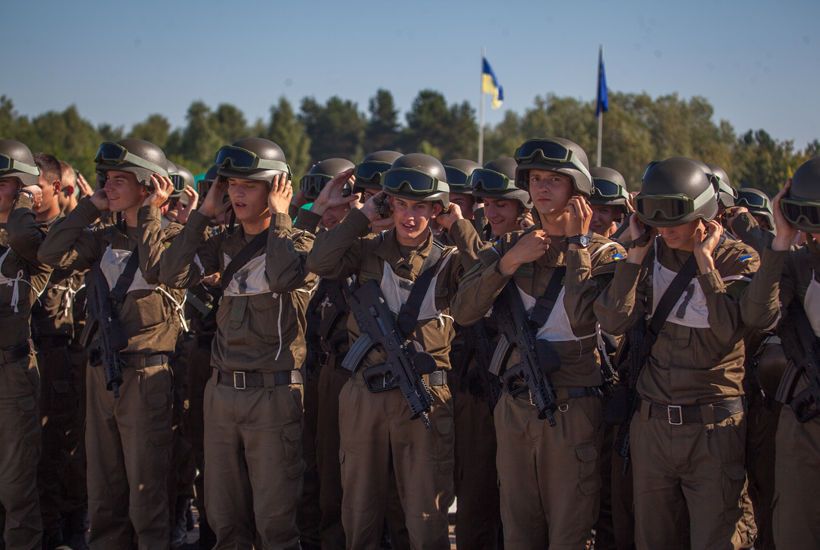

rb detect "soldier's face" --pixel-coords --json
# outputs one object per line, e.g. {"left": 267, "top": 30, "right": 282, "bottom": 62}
{"left": 0, "top": 177, "right": 20, "bottom": 213}
{"left": 35, "top": 172, "right": 60, "bottom": 215}
{"left": 227, "top": 178, "right": 268, "bottom": 222}
{"left": 528, "top": 169, "right": 573, "bottom": 216}
{"left": 450, "top": 193, "right": 475, "bottom": 220}
{"left": 484, "top": 197, "right": 522, "bottom": 237}
{"left": 591, "top": 205, "right": 621, "bottom": 237}
{"left": 656, "top": 219, "right": 701, "bottom": 250}
{"left": 390, "top": 196, "right": 441, "bottom": 242}
{"left": 103, "top": 170, "right": 146, "bottom": 212}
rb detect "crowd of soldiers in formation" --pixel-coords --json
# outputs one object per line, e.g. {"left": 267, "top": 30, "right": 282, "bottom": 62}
{"left": 0, "top": 133, "right": 817, "bottom": 550}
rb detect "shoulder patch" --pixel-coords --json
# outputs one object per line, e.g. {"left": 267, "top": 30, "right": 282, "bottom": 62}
{"left": 738, "top": 254, "right": 753, "bottom": 262}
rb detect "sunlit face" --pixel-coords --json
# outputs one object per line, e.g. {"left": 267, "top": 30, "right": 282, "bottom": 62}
{"left": 389, "top": 196, "right": 442, "bottom": 242}
{"left": 103, "top": 170, "right": 146, "bottom": 213}
{"left": 483, "top": 197, "right": 523, "bottom": 237}
{"left": 321, "top": 203, "right": 350, "bottom": 230}
{"left": 449, "top": 192, "right": 475, "bottom": 220}
{"left": 227, "top": 178, "right": 269, "bottom": 222}
{"left": 36, "top": 172, "right": 60, "bottom": 215}
{"left": 0, "top": 177, "right": 20, "bottom": 214}
{"left": 591, "top": 205, "right": 622, "bottom": 237}
{"left": 656, "top": 219, "right": 701, "bottom": 250}
{"left": 528, "top": 169, "right": 573, "bottom": 216}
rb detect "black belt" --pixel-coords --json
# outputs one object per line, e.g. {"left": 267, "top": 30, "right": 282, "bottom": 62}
{"left": 0, "top": 343, "right": 31, "bottom": 365}
{"left": 120, "top": 353, "right": 168, "bottom": 369}
{"left": 641, "top": 397, "right": 744, "bottom": 425}
{"left": 363, "top": 368, "right": 447, "bottom": 392}
{"left": 214, "top": 368, "right": 303, "bottom": 390}
{"left": 34, "top": 335, "right": 72, "bottom": 349}
{"left": 508, "top": 383, "right": 602, "bottom": 402}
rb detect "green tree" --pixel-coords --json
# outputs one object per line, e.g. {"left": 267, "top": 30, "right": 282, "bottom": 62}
{"left": 364, "top": 89, "right": 401, "bottom": 153}
{"left": 174, "top": 101, "right": 223, "bottom": 173}
{"left": 128, "top": 114, "right": 171, "bottom": 149}
{"left": 299, "top": 96, "right": 366, "bottom": 164}
{"left": 268, "top": 97, "right": 311, "bottom": 182}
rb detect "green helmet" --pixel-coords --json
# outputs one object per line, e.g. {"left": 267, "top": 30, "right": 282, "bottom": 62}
{"left": 514, "top": 137, "right": 592, "bottom": 196}
{"left": 353, "top": 150, "right": 402, "bottom": 193}
{"left": 590, "top": 166, "right": 630, "bottom": 211}
{"left": 215, "top": 137, "right": 290, "bottom": 184}
{"left": 636, "top": 157, "right": 719, "bottom": 227}
{"left": 707, "top": 164, "right": 737, "bottom": 209}
{"left": 781, "top": 157, "right": 820, "bottom": 232}
{"left": 470, "top": 157, "right": 532, "bottom": 209}
{"left": 300, "top": 157, "right": 355, "bottom": 201}
{"left": 166, "top": 161, "right": 194, "bottom": 199}
{"left": 737, "top": 187, "right": 774, "bottom": 228}
{"left": 0, "top": 139, "right": 40, "bottom": 187}
{"left": 382, "top": 153, "right": 450, "bottom": 208}
{"left": 198, "top": 164, "right": 219, "bottom": 197}
{"left": 444, "top": 159, "right": 482, "bottom": 195}
{"left": 95, "top": 139, "right": 169, "bottom": 189}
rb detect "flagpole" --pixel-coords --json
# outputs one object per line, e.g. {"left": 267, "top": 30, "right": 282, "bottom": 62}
{"left": 596, "top": 45, "right": 603, "bottom": 167}
{"left": 478, "top": 47, "right": 486, "bottom": 165}
{"left": 597, "top": 112, "right": 603, "bottom": 167}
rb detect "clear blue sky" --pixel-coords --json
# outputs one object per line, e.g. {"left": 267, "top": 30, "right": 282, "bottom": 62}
{"left": 6, "top": 0, "right": 819, "bottom": 147}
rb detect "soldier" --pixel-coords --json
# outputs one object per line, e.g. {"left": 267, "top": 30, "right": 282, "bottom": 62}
{"left": 594, "top": 157, "right": 759, "bottom": 549}
{"left": 444, "top": 159, "right": 482, "bottom": 222}
{"left": 38, "top": 138, "right": 182, "bottom": 549}
{"left": 29, "top": 152, "right": 87, "bottom": 550}
{"left": 306, "top": 153, "right": 470, "bottom": 548}
{"left": 452, "top": 138, "right": 626, "bottom": 549}
{"left": 589, "top": 166, "right": 631, "bottom": 241}
{"left": 726, "top": 188, "right": 776, "bottom": 254}
{"left": 159, "top": 138, "right": 316, "bottom": 549}
{"left": 0, "top": 139, "right": 51, "bottom": 550}
{"left": 446, "top": 156, "right": 532, "bottom": 549}
{"left": 740, "top": 157, "right": 820, "bottom": 550}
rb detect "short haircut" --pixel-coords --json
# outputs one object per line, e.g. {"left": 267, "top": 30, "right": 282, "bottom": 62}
{"left": 34, "top": 153, "right": 61, "bottom": 185}
{"left": 59, "top": 160, "right": 76, "bottom": 191}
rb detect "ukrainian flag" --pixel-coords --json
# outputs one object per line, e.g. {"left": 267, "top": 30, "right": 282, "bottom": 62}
{"left": 482, "top": 57, "right": 504, "bottom": 110}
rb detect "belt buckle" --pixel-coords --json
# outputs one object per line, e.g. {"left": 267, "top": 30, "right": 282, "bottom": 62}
{"left": 233, "top": 371, "right": 247, "bottom": 390}
{"left": 667, "top": 404, "right": 683, "bottom": 425}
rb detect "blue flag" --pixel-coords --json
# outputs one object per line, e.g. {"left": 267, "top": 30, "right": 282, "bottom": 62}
{"left": 596, "top": 47, "right": 608, "bottom": 116}
{"left": 482, "top": 57, "right": 504, "bottom": 110}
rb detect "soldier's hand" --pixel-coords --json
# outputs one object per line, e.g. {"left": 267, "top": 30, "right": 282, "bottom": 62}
{"left": 565, "top": 195, "right": 592, "bottom": 236}
{"left": 199, "top": 176, "right": 227, "bottom": 219}
{"left": 312, "top": 168, "right": 357, "bottom": 215}
{"left": 20, "top": 185, "right": 43, "bottom": 210}
{"left": 771, "top": 182, "right": 797, "bottom": 251}
{"left": 360, "top": 191, "right": 387, "bottom": 222}
{"left": 144, "top": 174, "right": 174, "bottom": 208}
{"left": 176, "top": 185, "right": 199, "bottom": 225}
{"left": 724, "top": 206, "right": 749, "bottom": 232}
{"left": 89, "top": 187, "right": 110, "bottom": 212}
{"left": 498, "top": 229, "right": 550, "bottom": 276}
{"left": 693, "top": 219, "right": 721, "bottom": 273}
{"left": 76, "top": 172, "right": 94, "bottom": 197}
{"left": 435, "top": 203, "right": 463, "bottom": 231}
{"left": 626, "top": 214, "right": 653, "bottom": 264}
{"left": 519, "top": 210, "right": 535, "bottom": 229}
{"left": 267, "top": 173, "right": 293, "bottom": 215}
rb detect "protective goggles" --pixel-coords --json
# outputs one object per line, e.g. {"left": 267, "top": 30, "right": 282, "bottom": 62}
{"left": 214, "top": 145, "right": 290, "bottom": 175}
{"left": 0, "top": 154, "right": 39, "bottom": 177}
{"left": 94, "top": 142, "right": 167, "bottom": 175}
{"left": 382, "top": 168, "right": 445, "bottom": 195}
{"left": 169, "top": 174, "right": 187, "bottom": 194}
{"left": 635, "top": 185, "right": 716, "bottom": 223}
{"left": 353, "top": 160, "right": 392, "bottom": 188}
{"left": 591, "top": 178, "right": 630, "bottom": 201}
{"left": 736, "top": 191, "right": 771, "bottom": 211}
{"left": 468, "top": 168, "right": 515, "bottom": 194}
{"left": 780, "top": 198, "right": 820, "bottom": 230}
{"left": 300, "top": 173, "right": 332, "bottom": 199}
{"left": 514, "top": 139, "right": 592, "bottom": 184}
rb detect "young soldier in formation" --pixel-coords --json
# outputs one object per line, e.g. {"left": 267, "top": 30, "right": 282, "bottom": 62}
{"left": 159, "top": 138, "right": 316, "bottom": 549}
{"left": 452, "top": 138, "right": 626, "bottom": 550}
{"left": 38, "top": 139, "right": 183, "bottom": 549}
{"left": 740, "top": 156, "right": 820, "bottom": 550}
{"left": 307, "top": 153, "right": 472, "bottom": 548}
{"left": 0, "top": 139, "right": 51, "bottom": 550}
{"left": 595, "top": 157, "right": 759, "bottom": 549}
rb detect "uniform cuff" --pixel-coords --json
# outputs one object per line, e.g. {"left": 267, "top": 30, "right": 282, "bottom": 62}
{"left": 698, "top": 268, "right": 725, "bottom": 295}
{"left": 343, "top": 208, "right": 373, "bottom": 237}
{"left": 74, "top": 196, "right": 102, "bottom": 223}
{"left": 294, "top": 208, "right": 321, "bottom": 233}
{"left": 271, "top": 212, "right": 293, "bottom": 232}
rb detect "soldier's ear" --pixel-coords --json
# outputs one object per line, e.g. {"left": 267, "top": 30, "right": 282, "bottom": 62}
{"left": 431, "top": 203, "right": 443, "bottom": 217}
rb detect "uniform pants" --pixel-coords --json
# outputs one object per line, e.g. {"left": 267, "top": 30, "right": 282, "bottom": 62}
{"left": 631, "top": 408, "right": 746, "bottom": 550}
{"left": 339, "top": 373, "right": 454, "bottom": 550}
{"left": 86, "top": 362, "right": 173, "bottom": 550}
{"left": 0, "top": 355, "right": 42, "bottom": 550}
{"left": 494, "top": 391, "right": 602, "bottom": 550}
{"left": 204, "top": 372, "right": 304, "bottom": 550}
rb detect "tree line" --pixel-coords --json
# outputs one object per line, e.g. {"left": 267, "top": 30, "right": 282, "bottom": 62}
{"left": 2, "top": 89, "right": 817, "bottom": 197}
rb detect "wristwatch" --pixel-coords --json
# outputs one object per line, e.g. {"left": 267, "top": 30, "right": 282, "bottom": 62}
{"left": 567, "top": 233, "right": 591, "bottom": 248}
